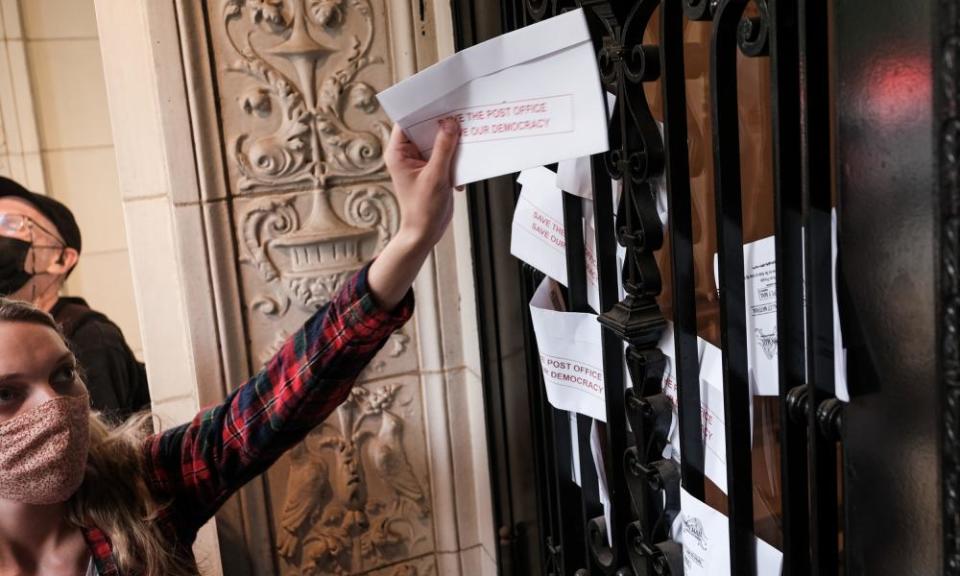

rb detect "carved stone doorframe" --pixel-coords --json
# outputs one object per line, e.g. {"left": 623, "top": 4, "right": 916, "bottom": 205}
{"left": 93, "top": 1, "right": 495, "bottom": 575}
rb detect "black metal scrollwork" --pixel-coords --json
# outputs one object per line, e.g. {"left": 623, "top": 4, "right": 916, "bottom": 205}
{"left": 503, "top": 0, "right": 861, "bottom": 572}
{"left": 738, "top": 0, "right": 770, "bottom": 57}
{"left": 584, "top": 1, "right": 665, "bottom": 343}
{"left": 577, "top": 0, "right": 681, "bottom": 574}
{"left": 520, "top": 1, "right": 776, "bottom": 574}
{"left": 683, "top": 0, "right": 716, "bottom": 21}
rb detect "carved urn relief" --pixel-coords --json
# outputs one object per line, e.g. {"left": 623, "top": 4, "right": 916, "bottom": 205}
{"left": 219, "top": 0, "right": 398, "bottom": 318}
{"left": 240, "top": 185, "right": 398, "bottom": 317}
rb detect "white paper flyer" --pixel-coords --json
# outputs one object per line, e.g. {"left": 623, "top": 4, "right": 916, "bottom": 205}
{"left": 711, "top": 213, "right": 849, "bottom": 400}
{"left": 590, "top": 421, "right": 613, "bottom": 547}
{"left": 679, "top": 488, "right": 783, "bottom": 576}
{"left": 529, "top": 277, "right": 606, "bottom": 421}
{"left": 656, "top": 325, "right": 737, "bottom": 494}
{"left": 510, "top": 167, "right": 602, "bottom": 311}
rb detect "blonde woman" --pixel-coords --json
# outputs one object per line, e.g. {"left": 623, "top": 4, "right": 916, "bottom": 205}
{"left": 0, "top": 119, "right": 462, "bottom": 576}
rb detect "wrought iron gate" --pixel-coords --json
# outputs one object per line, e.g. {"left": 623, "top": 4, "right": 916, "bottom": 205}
{"left": 456, "top": 0, "right": 952, "bottom": 574}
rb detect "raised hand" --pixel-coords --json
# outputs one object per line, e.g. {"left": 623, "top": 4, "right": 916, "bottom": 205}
{"left": 367, "top": 119, "right": 461, "bottom": 310}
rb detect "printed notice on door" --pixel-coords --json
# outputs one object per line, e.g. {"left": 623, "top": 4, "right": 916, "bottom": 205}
{"left": 680, "top": 488, "right": 783, "bottom": 576}
{"left": 713, "top": 215, "right": 848, "bottom": 399}
{"left": 742, "top": 236, "right": 780, "bottom": 397}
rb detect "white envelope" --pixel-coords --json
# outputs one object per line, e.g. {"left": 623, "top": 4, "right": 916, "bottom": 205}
{"left": 570, "top": 412, "right": 582, "bottom": 487}
{"left": 679, "top": 488, "right": 783, "bottom": 576}
{"left": 377, "top": 9, "right": 609, "bottom": 186}
{"left": 831, "top": 210, "right": 848, "bottom": 401}
{"left": 556, "top": 155, "right": 595, "bottom": 201}
{"left": 529, "top": 277, "right": 606, "bottom": 422}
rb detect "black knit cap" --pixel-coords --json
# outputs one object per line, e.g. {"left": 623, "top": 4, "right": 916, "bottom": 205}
{"left": 0, "top": 176, "right": 82, "bottom": 254}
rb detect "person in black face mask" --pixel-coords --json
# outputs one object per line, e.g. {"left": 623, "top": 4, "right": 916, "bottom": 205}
{"left": 0, "top": 176, "right": 149, "bottom": 421}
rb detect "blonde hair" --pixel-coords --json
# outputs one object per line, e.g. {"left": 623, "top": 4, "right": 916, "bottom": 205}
{"left": 0, "top": 298, "right": 197, "bottom": 576}
{"left": 67, "top": 413, "right": 198, "bottom": 576}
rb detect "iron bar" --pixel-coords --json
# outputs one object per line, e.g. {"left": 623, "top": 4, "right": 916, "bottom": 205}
{"left": 549, "top": 408, "right": 590, "bottom": 573}
{"left": 768, "top": 0, "right": 812, "bottom": 573}
{"left": 524, "top": 263, "right": 565, "bottom": 576}
{"left": 710, "top": 1, "right": 757, "bottom": 574}
{"left": 590, "top": 159, "right": 632, "bottom": 571}
{"left": 661, "top": 0, "right": 707, "bottom": 501}
{"left": 563, "top": 190, "right": 605, "bottom": 574}
{"left": 799, "top": 0, "right": 839, "bottom": 573}
{"left": 581, "top": 1, "right": 667, "bottom": 571}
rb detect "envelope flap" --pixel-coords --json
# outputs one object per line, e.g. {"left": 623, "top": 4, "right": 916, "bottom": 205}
{"left": 377, "top": 9, "right": 593, "bottom": 123}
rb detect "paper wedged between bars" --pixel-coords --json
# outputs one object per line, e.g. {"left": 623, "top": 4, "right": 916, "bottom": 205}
{"left": 679, "top": 488, "right": 783, "bottom": 576}
{"left": 510, "top": 167, "right": 602, "bottom": 311}
{"left": 590, "top": 420, "right": 613, "bottom": 547}
{"left": 659, "top": 325, "right": 732, "bottom": 495}
{"left": 711, "top": 211, "right": 849, "bottom": 400}
{"left": 529, "top": 277, "right": 606, "bottom": 422}
{"left": 376, "top": 9, "right": 609, "bottom": 186}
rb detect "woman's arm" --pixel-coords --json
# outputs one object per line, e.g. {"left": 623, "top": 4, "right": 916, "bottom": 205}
{"left": 141, "top": 119, "right": 461, "bottom": 539}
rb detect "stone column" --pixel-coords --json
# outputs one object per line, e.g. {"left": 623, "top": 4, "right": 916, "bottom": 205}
{"left": 94, "top": 1, "right": 495, "bottom": 575}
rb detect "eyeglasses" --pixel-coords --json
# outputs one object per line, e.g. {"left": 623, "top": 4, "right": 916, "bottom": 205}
{"left": 0, "top": 212, "right": 65, "bottom": 248}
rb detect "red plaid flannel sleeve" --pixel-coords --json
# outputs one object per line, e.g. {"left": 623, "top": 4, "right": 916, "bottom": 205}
{"left": 140, "top": 263, "right": 414, "bottom": 539}
{"left": 82, "top": 526, "right": 120, "bottom": 576}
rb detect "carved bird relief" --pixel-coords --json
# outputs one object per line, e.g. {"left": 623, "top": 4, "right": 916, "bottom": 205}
{"left": 275, "top": 383, "right": 431, "bottom": 574}
{"left": 278, "top": 445, "right": 333, "bottom": 559}
{"left": 369, "top": 410, "right": 430, "bottom": 519}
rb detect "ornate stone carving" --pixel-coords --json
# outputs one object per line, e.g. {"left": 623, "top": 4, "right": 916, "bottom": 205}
{"left": 221, "top": 0, "right": 399, "bottom": 317}
{"left": 240, "top": 185, "right": 399, "bottom": 315}
{"left": 222, "top": 0, "right": 389, "bottom": 191}
{"left": 369, "top": 558, "right": 437, "bottom": 576}
{"left": 276, "top": 380, "right": 432, "bottom": 575}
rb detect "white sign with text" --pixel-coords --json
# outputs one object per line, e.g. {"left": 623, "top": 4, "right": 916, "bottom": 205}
{"left": 377, "top": 9, "right": 609, "bottom": 185}
{"left": 511, "top": 167, "right": 602, "bottom": 311}
{"left": 660, "top": 331, "right": 732, "bottom": 494}
{"left": 529, "top": 277, "right": 606, "bottom": 422}
{"left": 680, "top": 488, "right": 783, "bottom": 576}
{"left": 712, "top": 211, "right": 849, "bottom": 400}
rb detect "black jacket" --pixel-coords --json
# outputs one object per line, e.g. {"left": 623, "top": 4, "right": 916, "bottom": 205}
{"left": 51, "top": 297, "right": 150, "bottom": 421}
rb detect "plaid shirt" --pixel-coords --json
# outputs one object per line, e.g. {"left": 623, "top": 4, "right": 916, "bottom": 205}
{"left": 81, "top": 264, "right": 414, "bottom": 575}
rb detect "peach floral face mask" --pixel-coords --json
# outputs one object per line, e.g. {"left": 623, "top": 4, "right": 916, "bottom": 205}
{"left": 0, "top": 394, "right": 90, "bottom": 504}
